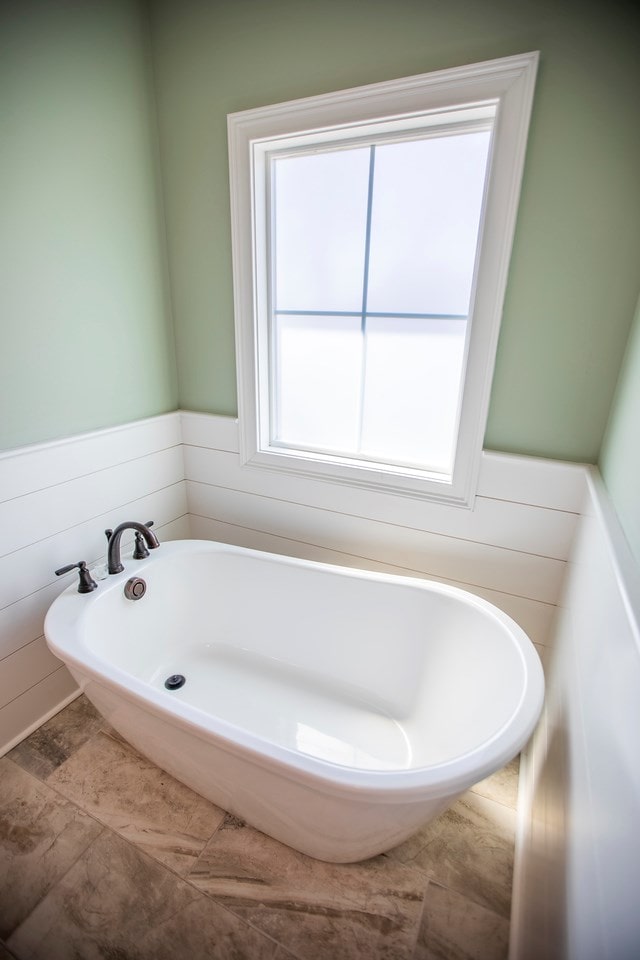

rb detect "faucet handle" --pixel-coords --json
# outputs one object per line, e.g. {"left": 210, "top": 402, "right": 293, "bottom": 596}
{"left": 55, "top": 561, "right": 98, "bottom": 594}
{"left": 133, "top": 521, "right": 155, "bottom": 560}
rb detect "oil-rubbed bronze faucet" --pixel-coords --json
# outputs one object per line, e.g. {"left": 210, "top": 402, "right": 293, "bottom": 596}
{"left": 106, "top": 521, "right": 159, "bottom": 574}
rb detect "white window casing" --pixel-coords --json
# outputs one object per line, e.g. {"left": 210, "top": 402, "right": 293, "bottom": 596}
{"left": 228, "top": 52, "right": 539, "bottom": 507}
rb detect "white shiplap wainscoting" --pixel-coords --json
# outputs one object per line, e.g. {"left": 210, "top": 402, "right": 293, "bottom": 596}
{"left": 182, "top": 411, "right": 585, "bottom": 651}
{"left": 4, "top": 407, "right": 638, "bottom": 956}
{"left": 510, "top": 469, "right": 640, "bottom": 960}
{"left": 0, "top": 413, "right": 189, "bottom": 755}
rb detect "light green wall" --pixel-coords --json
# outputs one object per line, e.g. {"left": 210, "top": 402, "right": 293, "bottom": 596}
{"left": 3, "top": 0, "right": 637, "bottom": 465}
{"left": 0, "top": 0, "right": 177, "bottom": 451}
{"left": 600, "top": 294, "right": 640, "bottom": 568}
{"left": 149, "top": 0, "right": 640, "bottom": 462}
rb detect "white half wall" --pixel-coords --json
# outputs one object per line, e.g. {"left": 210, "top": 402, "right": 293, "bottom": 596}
{"left": 511, "top": 469, "right": 640, "bottom": 960}
{"left": 0, "top": 413, "right": 189, "bottom": 754}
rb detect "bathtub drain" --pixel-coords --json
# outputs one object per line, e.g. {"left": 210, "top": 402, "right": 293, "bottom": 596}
{"left": 164, "top": 674, "right": 186, "bottom": 690}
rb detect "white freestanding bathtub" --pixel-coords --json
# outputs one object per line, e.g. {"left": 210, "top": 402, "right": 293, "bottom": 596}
{"left": 45, "top": 539, "right": 544, "bottom": 862}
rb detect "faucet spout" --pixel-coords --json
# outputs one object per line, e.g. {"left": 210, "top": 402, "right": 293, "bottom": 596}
{"left": 107, "top": 521, "right": 160, "bottom": 574}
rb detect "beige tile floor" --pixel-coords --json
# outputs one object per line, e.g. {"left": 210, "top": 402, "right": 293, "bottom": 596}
{"left": 1, "top": 696, "right": 518, "bottom": 960}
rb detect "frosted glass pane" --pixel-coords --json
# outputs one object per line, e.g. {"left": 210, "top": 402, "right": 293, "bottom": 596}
{"left": 360, "top": 317, "right": 467, "bottom": 474}
{"left": 273, "top": 314, "right": 361, "bottom": 453}
{"left": 366, "top": 132, "right": 491, "bottom": 316}
{"left": 273, "top": 148, "right": 370, "bottom": 312}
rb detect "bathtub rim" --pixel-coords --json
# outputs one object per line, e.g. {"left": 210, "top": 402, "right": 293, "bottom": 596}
{"left": 45, "top": 538, "right": 545, "bottom": 802}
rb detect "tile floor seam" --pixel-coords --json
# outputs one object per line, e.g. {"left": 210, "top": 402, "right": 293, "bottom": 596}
{"left": 410, "top": 882, "right": 432, "bottom": 959}
{"left": 4, "top": 751, "right": 198, "bottom": 913}
{"left": 4, "top": 823, "right": 108, "bottom": 948}
{"left": 43, "top": 786, "right": 221, "bottom": 895}
{"left": 176, "top": 862, "right": 316, "bottom": 960}
{"left": 468, "top": 784, "right": 518, "bottom": 811}
{"left": 5, "top": 753, "right": 108, "bottom": 833}
{"left": 426, "top": 877, "right": 512, "bottom": 925}
{"left": 5, "top": 819, "right": 512, "bottom": 957}
{"left": 384, "top": 796, "right": 516, "bottom": 921}
{"left": 411, "top": 879, "right": 511, "bottom": 959}
{"left": 9, "top": 725, "right": 286, "bottom": 954}
{"left": 184, "top": 808, "right": 228, "bottom": 880}
{"left": 6, "top": 820, "right": 284, "bottom": 960}
{"left": 472, "top": 790, "right": 520, "bottom": 812}
{"left": 401, "top": 851, "right": 514, "bottom": 923}
{"left": 107, "top": 817, "right": 228, "bottom": 893}
{"left": 16, "top": 743, "right": 257, "bottom": 925}
{"left": 6, "top": 701, "right": 111, "bottom": 784}
{"left": 192, "top": 868, "right": 430, "bottom": 960}
{"left": 5, "top": 753, "right": 86, "bottom": 817}
{"left": 112, "top": 835, "right": 295, "bottom": 960}
{"left": 407, "top": 877, "right": 431, "bottom": 959}
{"left": 0, "top": 938, "right": 19, "bottom": 960}
{"left": 199, "top": 892, "right": 353, "bottom": 960}
{"left": 36, "top": 729, "right": 231, "bottom": 885}
{"left": 205, "top": 895, "right": 304, "bottom": 960}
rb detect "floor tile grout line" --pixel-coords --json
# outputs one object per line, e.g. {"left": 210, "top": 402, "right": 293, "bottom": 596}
{"left": 0, "top": 937, "right": 19, "bottom": 960}
{"left": 24, "top": 728, "right": 227, "bottom": 888}
{"left": 2, "top": 764, "right": 109, "bottom": 950}
{"left": 468, "top": 758, "right": 521, "bottom": 812}
{"left": 4, "top": 752, "right": 107, "bottom": 837}
{"left": 67, "top": 723, "right": 230, "bottom": 863}
{"left": 7, "top": 808, "right": 285, "bottom": 960}
{"left": 407, "top": 876, "right": 432, "bottom": 960}
{"left": 181, "top": 843, "right": 436, "bottom": 960}
{"left": 6, "top": 748, "right": 287, "bottom": 960}
{"left": 178, "top": 818, "right": 435, "bottom": 960}
{"left": 8, "top": 719, "right": 269, "bottom": 925}
{"left": 384, "top": 791, "right": 518, "bottom": 922}
{"left": 6, "top": 704, "right": 111, "bottom": 786}
{"left": 426, "top": 875, "right": 514, "bottom": 921}
{"left": 406, "top": 858, "right": 514, "bottom": 925}
{"left": 23, "top": 708, "right": 370, "bottom": 955}
{"left": 468, "top": 786, "right": 519, "bottom": 811}
{"left": 184, "top": 812, "right": 228, "bottom": 884}
{"left": 411, "top": 878, "right": 512, "bottom": 959}
{"left": 115, "top": 829, "right": 292, "bottom": 959}
{"left": 410, "top": 880, "right": 432, "bottom": 959}
{"left": 200, "top": 893, "right": 301, "bottom": 960}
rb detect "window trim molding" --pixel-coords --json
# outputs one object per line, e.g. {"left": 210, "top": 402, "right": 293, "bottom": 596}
{"left": 228, "top": 52, "right": 539, "bottom": 507}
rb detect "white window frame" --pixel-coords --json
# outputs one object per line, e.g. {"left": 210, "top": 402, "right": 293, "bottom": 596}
{"left": 228, "top": 52, "right": 538, "bottom": 507}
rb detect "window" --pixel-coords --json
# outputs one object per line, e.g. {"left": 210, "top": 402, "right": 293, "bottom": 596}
{"left": 271, "top": 119, "right": 492, "bottom": 477}
{"left": 229, "top": 53, "right": 538, "bottom": 506}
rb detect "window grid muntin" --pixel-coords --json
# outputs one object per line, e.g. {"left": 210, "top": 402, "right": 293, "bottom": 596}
{"left": 356, "top": 145, "right": 376, "bottom": 454}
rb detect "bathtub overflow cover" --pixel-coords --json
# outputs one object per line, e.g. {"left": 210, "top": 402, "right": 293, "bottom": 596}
{"left": 165, "top": 674, "right": 186, "bottom": 690}
{"left": 124, "top": 577, "right": 146, "bottom": 601}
